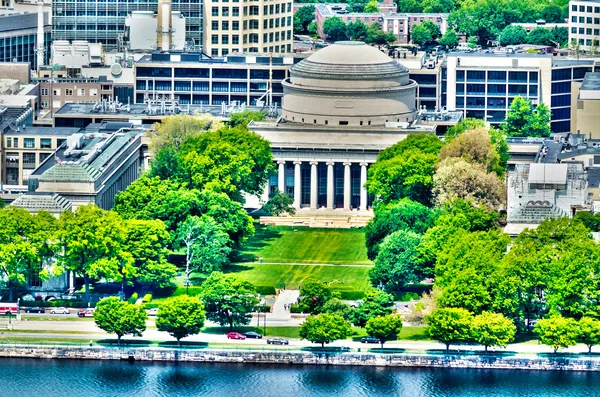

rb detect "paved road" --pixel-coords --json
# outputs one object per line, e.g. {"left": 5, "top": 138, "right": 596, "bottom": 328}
{"left": 270, "top": 290, "right": 300, "bottom": 320}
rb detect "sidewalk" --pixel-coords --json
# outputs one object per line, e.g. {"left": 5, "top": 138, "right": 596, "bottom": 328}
{"left": 270, "top": 290, "right": 300, "bottom": 321}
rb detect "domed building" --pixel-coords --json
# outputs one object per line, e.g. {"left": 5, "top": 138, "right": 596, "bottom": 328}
{"left": 282, "top": 42, "right": 417, "bottom": 127}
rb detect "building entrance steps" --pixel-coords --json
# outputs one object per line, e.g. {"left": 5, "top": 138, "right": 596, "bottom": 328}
{"left": 270, "top": 289, "right": 300, "bottom": 321}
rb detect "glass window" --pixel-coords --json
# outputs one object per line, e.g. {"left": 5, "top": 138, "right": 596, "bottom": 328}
{"left": 24, "top": 138, "right": 35, "bottom": 148}
{"left": 456, "top": 70, "right": 465, "bottom": 82}
{"left": 23, "top": 153, "right": 36, "bottom": 164}
{"left": 488, "top": 71, "right": 506, "bottom": 81}
{"left": 212, "top": 6, "right": 218, "bottom": 16}
{"left": 466, "top": 70, "right": 485, "bottom": 81}
{"left": 212, "top": 21, "right": 218, "bottom": 30}
{"left": 529, "top": 72, "right": 538, "bottom": 83}
{"left": 40, "top": 138, "right": 51, "bottom": 149}
{"left": 552, "top": 69, "right": 571, "bottom": 81}
{"left": 508, "top": 71, "right": 527, "bottom": 82}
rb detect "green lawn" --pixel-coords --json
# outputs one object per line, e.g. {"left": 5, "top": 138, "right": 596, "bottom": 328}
{"left": 223, "top": 263, "right": 371, "bottom": 297}
{"left": 235, "top": 225, "right": 370, "bottom": 265}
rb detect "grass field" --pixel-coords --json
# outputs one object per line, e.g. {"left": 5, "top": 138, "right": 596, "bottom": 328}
{"left": 223, "top": 263, "right": 371, "bottom": 297}
{"left": 235, "top": 225, "right": 370, "bottom": 265}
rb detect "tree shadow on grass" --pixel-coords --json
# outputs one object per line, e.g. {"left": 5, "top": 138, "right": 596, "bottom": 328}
{"left": 157, "top": 341, "right": 209, "bottom": 349}
{"left": 232, "top": 227, "right": 283, "bottom": 262}
{"left": 96, "top": 339, "right": 153, "bottom": 348}
{"left": 201, "top": 326, "right": 262, "bottom": 335}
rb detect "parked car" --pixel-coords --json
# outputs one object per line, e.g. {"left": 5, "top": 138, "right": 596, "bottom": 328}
{"left": 227, "top": 332, "right": 246, "bottom": 340}
{"left": 244, "top": 331, "right": 262, "bottom": 339}
{"left": 77, "top": 309, "right": 95, "bottom": 318}
{"left": 302, "top": 39, "right": 313, "bottom": 44}
{"left": 24, "top": 307, "right": 45, "bottom": 314}
{"left": 50, "top": 307, "right": 70, "bottom": 315}
{"left": 360, "top": 336, "right": 380, "bottom": 344}
{"left": 267, "top": 337, "right": 289, "bottom": 345}
{"left": 146, "top": 308, "right": 159, "bottom": 316}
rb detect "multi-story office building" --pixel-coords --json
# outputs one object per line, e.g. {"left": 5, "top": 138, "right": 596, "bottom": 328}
{"left": 202, "top": 0, "right": 293, "bottom": 56}
{"left": 39, "top": 77, "right": 115, "bottom": 115}
{"left": 133, "top": 51, "right": 294, "bottom": 106}
{"left": 0, "top": 10, "right": 51, "bottom": 70}
{"left": 51, "top": 0, "right": 202, "bottom": 51}
{"left": 383, "top": 13, "right": 449, "bottom": 44}
{"left": 445, "top": 52, "right": 599, "bottom": 133}
{"left": 569, "top": 0, "right": 600, "bottom": 50}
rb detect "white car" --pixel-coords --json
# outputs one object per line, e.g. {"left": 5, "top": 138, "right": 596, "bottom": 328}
{"left": 50, "top": 307, "right": 70, "bottom": 315}
{"left": 146, "top": 308, "right": 159, "bottom": 316}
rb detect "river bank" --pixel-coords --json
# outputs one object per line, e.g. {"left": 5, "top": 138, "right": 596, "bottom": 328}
{"left": 2, "top": 345, "right": 600, "bottom": 372}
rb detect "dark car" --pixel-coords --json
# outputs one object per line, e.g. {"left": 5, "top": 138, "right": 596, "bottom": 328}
{"left": 227, "top": 332, "right": 246, "bottom": 340}
{"left": 360, "top": 336, "right": 380, "bottom": 344}
{"left": 267, "top": 337, "right": 289, "bottom": 345}
{"left": 24, "top": 307, "right": 45, "bottom": 314}
{"left": 244, "top": 332, "right": 262, "bottom": 339}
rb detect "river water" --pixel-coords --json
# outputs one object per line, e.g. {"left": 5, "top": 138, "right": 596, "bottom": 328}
{"left": 1, "top": 358, "right": 598, "bottom": 396}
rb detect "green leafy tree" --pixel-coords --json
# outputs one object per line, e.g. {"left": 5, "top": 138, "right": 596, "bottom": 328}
{"left": 352, "top": 289, "right": 395, "bottom": 327}
{"left": 366, "top": 134, "right": 443, "bottom": 205}
{"left": 146, "top": 113, "right": 223, "bottom": 153}
{"left": 321, "top": 298, "right": 352, "bottom": 321}
{"left": 365, "top": 22, "right": 397, "bottom": 45}
{"left": 439, "top": 127, "right": 502, "bottom": 176}
{"left": 524, "top": 102, "right": 552, "bottom": 138}
{"left": 534, "top": 316, "right": 579, "bottom": 353}
{"left": 471, "top": 312, "right": 516, "bottom": 351}
{"left": 439, "top": 29, "right": 459, "bottom": 48}
{"left": 364, "top": 0, "right": 379, "bottom": 13}
{"left": 156, "top": 295, "right": 206, "bottom": 346}
{"left": 307, "top": 21, "right": 317, "bottom": 35}
{"left": 228, "top": 110, "right": 266, "bottom": 128}
{"left": 199, "top": 272, "right": 258, "bottom": 329}
{"left": 396, "top": 0, "right": 421, "bottom": 13}
{"left": 411, "top": 23, "right": 433, "bottom": 45}
{"left": 299, "top": 313, "right": 352, "bottom": 347}
{"left": 499, "top": 25, "right": 527, "bottom": 46}
{"left": 467, "top": 36, "right": 479, "bottom": 49}
{"left": 578, "top": 317, "right": 600, "bottom": 354}
{"left": 365, "top": 314, "right": 404, "bottom": 348}
{"left": 551, "top": 26, "right": 568, "bottom": 47}
{"left": 540, "top": 4, "right": 563, "bottom": 23}
{"left": 94, "top": 297, "right": 147, "bottom": 345}
{"left": 323, "top": 17, "right": 348, "bottom": 42}
{"left": 371, "top": 230, "right": 423, "bottom": 290}
{"left": 425, "top": 308, "right": 474, "bottom": 353}
{"left": 262, "top": 191, "right": 295, "bottom": 216}
{"left": 421, "top": 20, "right": 442, "bottom": 40}
{"left": 299, "top": 279, "right": 335, "bottom": 314}
{"left": 346, "top": 20, "right": 368, "bottom": 41}
{"left": 293, "top": 5, "right": 315, "bottom": 34}
{"left": 504, "top": 96, "right": 551, "bottom": 138}
{"left": 574, "top": 211, "right": 600, "bottom": 232}
{"left": 177, "top": 216, "right": 232, "bottom": 286}
{"left": 364, "top": 198, "right": 436, "bottom": 259}
{"left": 527, "top": 27, "right": 555, "bottom": 46}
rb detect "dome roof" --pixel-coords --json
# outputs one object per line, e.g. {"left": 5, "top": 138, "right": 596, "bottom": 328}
{"left": 291, "top": 41, "right": 408, "bottom": 81}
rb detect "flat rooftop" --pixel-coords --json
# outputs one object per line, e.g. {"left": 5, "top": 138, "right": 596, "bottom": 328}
{"left": 5, "top": 126, "right": 81, "bottom": 136}
{"left": 136, "top": 52, "right": 299, "bottom": 65}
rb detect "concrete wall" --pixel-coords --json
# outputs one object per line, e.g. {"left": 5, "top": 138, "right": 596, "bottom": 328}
{"left": 3, "top": 346, "right": 600, "bottom": 371}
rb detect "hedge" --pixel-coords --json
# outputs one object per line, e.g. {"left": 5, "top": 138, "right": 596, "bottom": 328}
{"left": 255, "top": 286, "right": 276, "bottom": 296}
{"left": 338, "top": 290, "right": 365, "bottom": 300}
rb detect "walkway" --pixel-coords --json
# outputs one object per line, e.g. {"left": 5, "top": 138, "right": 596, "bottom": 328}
{"left": 270, "top": 289, "right": 300, "bottom": 321}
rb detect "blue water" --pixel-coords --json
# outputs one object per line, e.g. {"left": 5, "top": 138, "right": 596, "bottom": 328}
{"left": 1, "top": 358, "right": 598, "bottom": 396}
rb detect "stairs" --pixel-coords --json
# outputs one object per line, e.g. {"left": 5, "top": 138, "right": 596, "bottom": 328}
{"left": 508, "top": 202, "right": 568, "bottom": 223}
{"left": 260, "top": 215, "right": 372, "bottom": 228}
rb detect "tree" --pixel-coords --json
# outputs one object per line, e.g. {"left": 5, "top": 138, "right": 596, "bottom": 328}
{"left": 321, "top": 298, "right": 352, "bottom": 321}
{"left": 504, "top": 96, "right": 551, "bottom": 138}
{"left": 365, "top": 314, "right": 404, "bottom": 348}
{"left": 471, "top": 312, "right": 516, "bottom": 352}
{"left": 439, "top": 29, "right": 459, "bottom": 48}
{"left": 425, "top": 308, "right": 473, "bottom": 353}
{"left": 364, "top": 0, "right": 379, "bottom": 13}
{"left": 364, "top": 198, "right": 436, "bottom": 259}
{"left": 294, "top": 5, "right": 315, "bottom": 34}
{"left": 177, "top": 215, "right": 232, "bottom": 287}
{"left": 323, "top": 17, "right": 348, "bottom": 42}
{"left": 578, "top": 317, "right": 600, "bottom": 354}
{"left": 366, "top": 134, "right": 443, "bottom": 205}
{"left": 199, "top": 272, "right": 258, "bottom": 329}
{"left": 299, "top": 313, "right": 351, "bottom": 347}
{"left": 57, "top": 204, "right": 126, "bottom": 303}
{"left": 352, "top": 289, "right": 395, "bottom": 327}
{"left": 527, "top": 27, "right": 555, "bottom": 46}
{"left": 574, "top": 211, "right": 600, "bottom": 232}
{"left": 261, "top": 191, "right": 295, "bottom": 216}
{"left": 307, "top": 21, "right": 317, "bottom": 35}
{"left": 365, "top": 22, "right": 397, "bottom": 45}
{"left": 421, "top": 20, "right": 442, "bottom": 40}
{"left": 499, "top": 25, "right": 527, "bottom": 46}
{"left": 433, "top": 158, "right": 506, "bottom": 210}
{"left": 411, "top": 23, "right": 433, "bottom": 45}
{"left": 534, "top": 316, "right": 579, "bottom": 353}
{"left": 438, "top": 127, "right": 502, "bottom": 176}
{"left": 146, "top": 114, "right": 223, "bottom": 153}
{"left": 228, "top": 110, "right": 266, "bottom": 128}
{"left": 346, "top": 20, "right": 368, "bottom": 41}
{"left": 541, "top": 4, "right": 563, "bottom": 23}
{"left": 94, "top": 297, "right": 147, "bottom": 345}
{"left": 156, "top": 295, "right": 206, "bottom": 346}
{"left": 551, "top": 26, "right": 568, "bottom": 47}
{"left": 371, "top": 230, "right": 423, "bottom": 290}
{"left": 396, "top": 0, "right": 421, "bottom": 13}
{"left": 299, "top": 279, "right": 335, "bottom": 314}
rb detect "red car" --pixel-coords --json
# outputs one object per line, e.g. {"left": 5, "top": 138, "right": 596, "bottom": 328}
{"left": 227, "top": 332, "right": 246, "bottom": 340}
{"left": 77, "top": 309, "right": 95, "bottom": 318}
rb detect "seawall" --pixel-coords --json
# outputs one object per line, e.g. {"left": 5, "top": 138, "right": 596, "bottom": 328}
{"left": 2, "top": 346, "right": 600, "bottom": 371}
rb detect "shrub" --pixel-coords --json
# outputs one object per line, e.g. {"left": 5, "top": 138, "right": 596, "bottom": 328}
{"left": 290, "top": 304, "right": 303, "bottom": 313}
{"left": 255, "top": 286, "right": 277, "bottom": 296}
{"left": 258, "top": 305, "right": 272, "bottom": 313}
{"left": 142, "top": 293, "right": 153, "bottom": 303}
{"left": 338, "top": 291, "right": 365, "bottom": 300}
{"left": 141, "top": 303, "right": 160, "bottom": 310}
{"left": 127, "top": 292, "right": 139, "bottom": 304}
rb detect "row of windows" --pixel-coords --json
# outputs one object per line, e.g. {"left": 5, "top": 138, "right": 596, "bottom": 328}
{"left": 137, "top": 68, "right": 287, "bottom": 79}
{"left": 571, "top": 16, "right": 600, "bottom": 24}
{"left": 551, "top": 67, "right": 590, "bottom": 81}
{"left": 212, "top": 43, "right": 292, "bottom": 56}
{"left": 456, "top": 83, "right": 538, "bottom": 96}
{"left": 571, "top": 5, "right": 600, "bottom": 13}
{"left": 211, "top": 3, "right": 290, "bottom": 16}
{"left": 57, "top": 10, "right": 201, "bottom": 17}
{"left": 456, "top": 70, "right": 538, "bottom": 83}
{"left": 135, "top": 93, "right": 282, "bottom": 106}
{"left": 211, "top": 30, "right": 290, "bottom": 45}
{"left": 455, "top": 96, "right": 535, "bottom": 108}
{"left": 5, "top": 137, "right": 53, "bottom": 149}
{"left": 138, "top": 80, "right": 283, "bottom": 93}
{"left": 572, "top": 27, "right": 600, "bottom": 36}
{"left": 210, "top": 16, "right": 291, "bottom": 30}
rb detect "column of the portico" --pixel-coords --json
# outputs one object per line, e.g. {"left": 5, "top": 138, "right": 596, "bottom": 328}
{"left": 326, "top": 161, "right": 334, "bottom": 210}
{"left": 277, "top": 160, "right": 285, "bottom": 192}
{"left": 310, "top": 161, "right": 318, "bottom": 209}
{"left": 360, "top": 162, "right": 368, "bottom": 211}
{"left": 293, "top": 161, "right": 302, "bottom": 208}
{"left": 343, "top": 162, "right": 351, "bottom": 210}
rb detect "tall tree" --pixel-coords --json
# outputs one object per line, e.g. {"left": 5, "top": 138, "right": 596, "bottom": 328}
{"left": 439, "top": 29, "right": 459, "bottom": 48}
{"left": 471, "top": 312, "right": 516, "bottom": 351}
{"left": 299, "top": 313, "right": 352, "bottom": 347}
{"left": 425, "top": 308, "right": 474, "bottom": 353}
{"left": 438, "top": 127, "right": 502, "bottom": 176}
{"left": 578, "top": 317, "right": 600, "bottom": 354}
{"left": 94, "top": 297, "right": 147, "bottom": 345}
{"left": 156, "top": 295, "right": 206, "bottom": 346}
{"left": 352, "top": 289, "right": 395, "bottom": 327}
{"left": 499, "top": 25, "right": 527, "bottom": 46}
{"left": 346, "top": 20, "right": 368, "bottom": 41}
{"left": 299, "top": 279, "right": 335, "bottom": 314}
{"left": 534, "top": 316, "right": 579, "bottom": 353}
{"left": 371, "top": 230, "right": 423, "bottom": 290}
{"left": 411, "top": 23, "right": 433, "bottom": 45}
{"left": 365, "top": 314, "right": 404, "bottom": 348}
{"left": 199, "top": 272, "right": 258, "bottom": 329}
{"left": 323, "top": 17, "right": 348, "bottom": 42}
{"left": 504, "top": 96, "right": 551, "bottom": 138}
{"left": 146, "top": 113, "right": 223, "bottom": 153}
{"left": 527, "top": 27, "right": 556, "bottom": 46}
